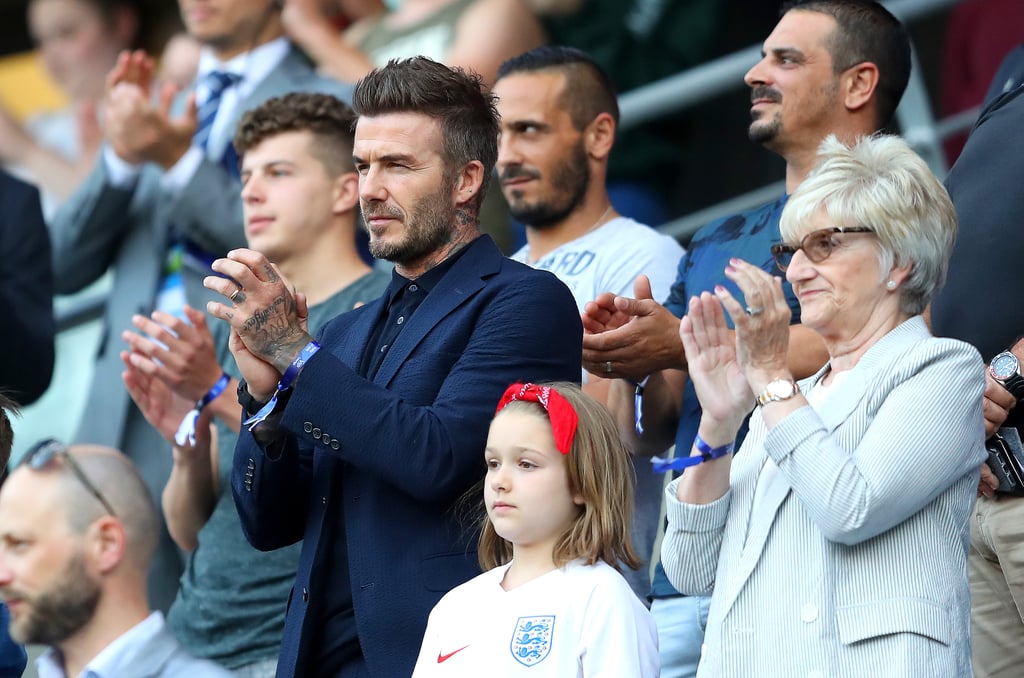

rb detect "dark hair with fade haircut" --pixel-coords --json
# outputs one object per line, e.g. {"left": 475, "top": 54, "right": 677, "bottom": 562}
{"left": 351, "top": 57, "right": 499, "bottom": 213}
{"left": 782, "top": 0, "right": 911, "bottom": 129}
{"left": 233, "top": 92, "right": 357, "bottom": 176}
{"left": 496, "top": 45, "right": 620, "bottom": 130}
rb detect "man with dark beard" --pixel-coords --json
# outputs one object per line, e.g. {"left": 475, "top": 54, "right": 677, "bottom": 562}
{"left": 493, "top": 45, "right": 683, "bottom": 600}
{"left": 0, "top": 443, "right": 230, "bottom": 677}
{"left": 495, "top": 46, "right": 684, "bottom": 404}
{"left": 204, "top": 57, "right": 582, "bottom": 678}
{"left": 579, "top": 2, "right": 910, "bottom": 676}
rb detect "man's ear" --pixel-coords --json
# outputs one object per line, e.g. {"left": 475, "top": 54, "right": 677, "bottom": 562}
{"left": 332, "top": 171, "right": 360, "bottom": 215}
{"left": 842, "top": 62, "right": 880, "bottom": 114}
{"left": 87, "top": 516, "right": 127, "bottom": 575}
{"left": 583, "top": 112, "right": 616, "bottom": 161}
{"left": 452, "top": 160, "right": 486, "bottom": 208}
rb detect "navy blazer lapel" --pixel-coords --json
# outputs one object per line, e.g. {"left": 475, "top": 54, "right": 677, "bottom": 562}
{"left": 373, "top": 236, "right": 499, "bottom": 387}
{"left": 336, "top": 299, "right": 386, "bottom": 368}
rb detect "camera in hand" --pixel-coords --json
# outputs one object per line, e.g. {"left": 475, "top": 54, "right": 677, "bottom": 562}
{"left": 986, "top": 427, "right": 1024, "bottom": 497}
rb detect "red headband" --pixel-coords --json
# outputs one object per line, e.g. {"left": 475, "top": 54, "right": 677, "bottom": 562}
{"left": 495, "top": 382, "right": 578, "bottom": 454}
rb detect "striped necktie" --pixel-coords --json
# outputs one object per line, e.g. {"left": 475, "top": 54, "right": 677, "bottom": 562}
{"left": 193, "top": 70, "right": 242, "bottom": 152}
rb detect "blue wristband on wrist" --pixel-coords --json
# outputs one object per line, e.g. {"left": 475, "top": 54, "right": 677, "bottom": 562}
{"left": 651, "top": 433, "right": 735, "bottom": 473}
{"left": 244, "top": 340, "right": 321, "bottom": 431}
{"left": 175, "top": 372, "right": 231, "bottom": 446}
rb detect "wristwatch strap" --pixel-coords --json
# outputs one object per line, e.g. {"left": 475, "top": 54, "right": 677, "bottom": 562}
{"left": 1001, "top": 373, "right": 1024, "bottom": 402}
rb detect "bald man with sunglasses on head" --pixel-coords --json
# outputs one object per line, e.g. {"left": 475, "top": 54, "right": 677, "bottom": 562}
{"left": 0, "top": 440, "right": 231, "bottom": 678}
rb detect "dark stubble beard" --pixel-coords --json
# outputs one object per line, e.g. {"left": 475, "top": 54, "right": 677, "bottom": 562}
{"left": 363, "top": 181, "right": 459, "bottom": 266}
{"left": 7, "top": 552, "right": 101, "bottom": 645}
{"left": 507, "top": 140, "right": 590, "bottom": 230}
{"left": 747, "top": 84, "right": 783, "bottom": 146}
{"left": 748, "top": 111, "right": 782, "bottom": 145}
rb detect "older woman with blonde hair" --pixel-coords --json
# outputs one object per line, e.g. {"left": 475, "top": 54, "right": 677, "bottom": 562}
{"left": 661, "top": 134, "right": 986, "bottom": 677}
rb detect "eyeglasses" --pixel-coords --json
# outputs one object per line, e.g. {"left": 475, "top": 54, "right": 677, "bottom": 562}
{"left": 21, "top": 439, "right": 117, "bottom": 517}
{"left": 770, "top": 226, "right": 875, "bottom": 271}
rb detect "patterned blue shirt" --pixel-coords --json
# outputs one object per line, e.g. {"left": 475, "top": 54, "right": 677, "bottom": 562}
{"left": 651, "top": 194, "right": 801, "bottom": 598}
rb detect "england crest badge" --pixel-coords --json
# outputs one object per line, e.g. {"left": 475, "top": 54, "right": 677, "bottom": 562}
{"left": 510, "top": 615, "right": 555, "bottom": 667}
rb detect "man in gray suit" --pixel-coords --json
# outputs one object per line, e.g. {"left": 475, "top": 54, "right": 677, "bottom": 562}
{"left": 50, "top": 0, "right": 351, "bottom": 611}
{"left": 0, "top": 442, "right": 231, "bottom": 678}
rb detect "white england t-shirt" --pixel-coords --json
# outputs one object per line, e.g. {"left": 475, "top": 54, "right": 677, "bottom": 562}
{"left": 412, "top": 559, "right": 659, "bottom": 677}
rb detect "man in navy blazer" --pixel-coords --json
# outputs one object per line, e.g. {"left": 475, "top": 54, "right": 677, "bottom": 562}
{"left": 207, "top": 57, "right": 582, "bottom": 677}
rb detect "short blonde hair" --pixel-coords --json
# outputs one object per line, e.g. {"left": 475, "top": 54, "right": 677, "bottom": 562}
{"left": 780, "top": 134, "right": 957, "bottom": 315}
{"left": 478, "top": 382, "right": 640, "bottom": 572}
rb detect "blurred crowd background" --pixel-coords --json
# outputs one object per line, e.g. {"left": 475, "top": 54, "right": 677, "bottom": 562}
{"left": 0, "top": 0, "right": 1022, "bottom": 462}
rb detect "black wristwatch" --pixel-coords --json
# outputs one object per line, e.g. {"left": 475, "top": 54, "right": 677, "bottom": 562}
{"left": 989, "top": 351, "right": 1024, "bottom": 403}
{"left": 237, "top": 378, "right": 270, "bottom": 417}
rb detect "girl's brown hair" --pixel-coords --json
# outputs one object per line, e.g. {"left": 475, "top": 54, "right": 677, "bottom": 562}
{"left": 478, "top": 382, "right": 640, "bottom": 572}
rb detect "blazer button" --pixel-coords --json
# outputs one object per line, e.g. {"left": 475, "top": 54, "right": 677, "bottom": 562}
{"left": 321, "top": 434, "right": 331, "bottom": 446}
{"left": 800, "top": 603, "right": 818, "bottom": 623}
{"left": 303, "top": 422, "right": 313, "bottom": 433}
{"left": 331, "top": 440, "right": 340, "bottom": 450}
{"left": 247, "top": 458, "right": 255, "bottom": 470}
{"left": 312, "top": 428, "right": 322, "bottom": 439}
{"left": 302, "top": 587, "right": 309, "bottom": 602}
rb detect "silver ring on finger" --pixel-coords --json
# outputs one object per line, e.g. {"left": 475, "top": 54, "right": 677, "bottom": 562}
{"left": 605, "top": 361, "right": 614, "bottom": 374}
{"left": 745, "top": 306, "right": 765, "bottom": 317}
{"left": 229, "top": 286, "right": 244, "bottom": 304}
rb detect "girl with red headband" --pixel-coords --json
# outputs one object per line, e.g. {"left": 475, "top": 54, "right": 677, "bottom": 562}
{"left": 412, "top": 381, "right": 659, "bottom": 676}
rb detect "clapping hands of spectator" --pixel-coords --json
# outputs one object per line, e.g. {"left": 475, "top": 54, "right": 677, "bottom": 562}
{"left": 121, "top": 305, "right": 241, "bottom": 435}
{"left": 104, "top": 49, "right": 197, "bottom": 168}
{"left": 581, "top": 275, "right": 686, "bottom": 382}
{"left": 206, "top": 249, "right": 311, "bottom": 401}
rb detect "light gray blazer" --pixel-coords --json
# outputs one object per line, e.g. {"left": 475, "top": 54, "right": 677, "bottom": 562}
{"left": 662, "top": 316, "right": 986, "bottom": 678}
{"left": 51, "top": 47, "right": 352, "bottom": 449}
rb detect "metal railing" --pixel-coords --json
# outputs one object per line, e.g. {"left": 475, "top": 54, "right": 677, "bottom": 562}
{"left": 619, "top": 0, "right": 969, "bottom": 241}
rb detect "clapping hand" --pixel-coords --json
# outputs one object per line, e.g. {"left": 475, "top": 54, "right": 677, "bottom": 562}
{"left": 680, "top": 292, "right": 754, "bottom": 433}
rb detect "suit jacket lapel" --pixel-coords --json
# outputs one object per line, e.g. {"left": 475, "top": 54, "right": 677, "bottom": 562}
{"left": 717, "top": 427, "right": 791, "bottom": 615}
{"left": 337, "top": 299, "right": 386, "bottom": 369}
{"left": 717, "top": 317, "right": 930, "bottom": 616}
{"left": 718, "top": 368, "right": 866, "bottom": 615}
{"left": 373, "top": 237, "right": 499, "bottom": 387}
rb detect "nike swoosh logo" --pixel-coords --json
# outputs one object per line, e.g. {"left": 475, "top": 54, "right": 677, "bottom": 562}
{"left": 437, "top": 645, "right": 469, "bottom": 663}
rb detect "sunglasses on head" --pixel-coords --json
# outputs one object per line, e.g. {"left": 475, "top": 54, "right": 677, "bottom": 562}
{"left": 770, "top": 226, "right": 875, "bottom": 271}
{"left": 21, "top": 439, "right": 117, "bottom": 517}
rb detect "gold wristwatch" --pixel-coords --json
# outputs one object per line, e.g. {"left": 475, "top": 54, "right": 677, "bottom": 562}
{"left": 756, "top": 379, "right": 800, "bottom": 406}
